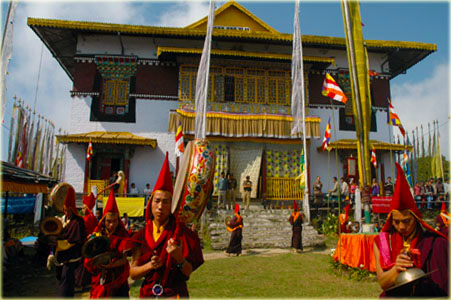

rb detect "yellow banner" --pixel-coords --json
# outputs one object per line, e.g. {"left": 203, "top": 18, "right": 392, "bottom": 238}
{"left": 341, "top": 0, "right": 372, "bottom": 185}
{"left": 102, "top": 197, "right": 145, "bottom": 217}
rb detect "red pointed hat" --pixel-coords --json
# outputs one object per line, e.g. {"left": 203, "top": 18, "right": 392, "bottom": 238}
{"left": 94, "top": 188, "right": 124, "bottom": 233}
{"left": 234, "top": 203, "right": 240, "bottom": 214}
{"left": 82, "top": 192, "right": 96, "bottom": 211}
{"left": 382, "top": 163, "right": 448, "bottom": 240}
{"left": 344, "top": 204, "right": 351, "bottom": 218}
{"left": 64, "top": 185, "right": 79, "bottom": 216}
{"left": 103, "top": 188, "right": 120, "bottom": 216}
{"left": 145, "top": 152, "right": 173, "bottom": 221}
{"left": 293, "top": 200, "right": 299, "bottom": 211}
{"left": 441, "top": 202, "right": 447, "bottom": 213}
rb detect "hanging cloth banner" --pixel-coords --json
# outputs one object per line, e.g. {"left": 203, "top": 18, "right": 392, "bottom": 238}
{"left": 290, "top": 0, "right": 305, "bottom": 135}
{"left": 194, "top": 0, "right": 215, "bottom": 139}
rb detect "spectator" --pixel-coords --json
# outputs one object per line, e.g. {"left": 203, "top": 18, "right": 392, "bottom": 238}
{"left": 242, "top": 176, "right": 252, "bottom": 212}
{"left": 121, "top": 213, "right": 130, "bottom": 231}
{"left": 350, "top": 179, "right": 357, "bottom": 203}
{"left": 340, "top": 177, "right": 349, "bottom": 199}
{"left": 414, "top": 182, "right": 422, "bottom": 208}
{"left": 109, "top": 171, "right": 119, "bottom": 194}
{"left": 313, "top": 176, "right": 323, "bottom": 208}
{"left": 424, "top": 179, "right": 434, "bottom": 209}
{"left": 435, "top": 178, "right": 445, "bottom": 208}
{"left": 143, "top": 183, "right": 152, "bottom": 205}
{"left": 384, "top": 176, "right": 394, "bottom": 196}
{"left": 129, "top": 182, "right": 139, "bottom": 196}
{"left": 217, "top": 172, "right": 228, "bottom": 210}
{"left": 227, "top": 173, "right": 237, "bottom": 211}
{"left": 371, "top": 178, "right": 380, "bottom": 197}
{"left": 328, "top": 177, "right": 340, "bottom": 208}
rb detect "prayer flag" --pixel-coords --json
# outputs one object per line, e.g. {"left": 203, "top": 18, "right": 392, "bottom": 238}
{"left": 299, "top": 148, "right": 306, "bottom": 191}
{"left": 87, "top": 139, "right": 93, "bottom": 161}
{"left": 322, "top": 117, "right": 331, "bottom": 151}
{"left": 175, "top": 120, "right": 185, "bottom": 157}
{"left": 387, "top": 98, "right": 405, "bottom": 137}
{"left": 322, "top": 73, "right": 348, "bottom": 104}
{"left": 371, "top": 146, "right": 377, "bottom": 168}
{"left": 15, "top": 151, "right": 23, "bottom": 168}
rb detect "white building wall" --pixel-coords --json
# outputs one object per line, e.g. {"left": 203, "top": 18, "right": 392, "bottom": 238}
{"left": 67, "top": 97, "right": 179, "bottom": 193}
{"left": 64, "top": 143, "right": 86, "bottom": 192}
{"left": 309, "top": 107, "right": 396, "bottom": 190}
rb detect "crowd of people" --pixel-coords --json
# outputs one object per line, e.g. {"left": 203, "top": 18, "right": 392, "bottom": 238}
{"left": 309, "top": 174, "right": 449, "bottom": 210}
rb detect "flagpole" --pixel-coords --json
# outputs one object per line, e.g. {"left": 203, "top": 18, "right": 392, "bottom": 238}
{"left": 388, "top": 121, "right": 394, "bottom": 179}
{"left": 341, "top": 0, "right": 368, "bottom": 187}
{"left": 328, "top": 99, "right": 342, "bottom": 220}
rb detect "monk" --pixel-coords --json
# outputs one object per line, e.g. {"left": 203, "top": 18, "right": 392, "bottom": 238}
{"left": 130, "top": 152, "right": 204, "bottom": 298}
{"left": 436, "top": 202, "right": 450, "bottom": 237}
{"left": 373, "top": 163, "right": 449, "bottom": 297}
{"left": 288, "top": 200, "right": 304, "bottom": 253}
{"left": 226, "top": 204, "right": 243, "bottom": 256}
{"left": 54, "top": 185, "right": 86, "bottom": 297}
{"left": 339, "top": 204, "right": 351, "bottom": 234}
{"left": 75, "top": 193, "right": 99, "bottom": 290}
{"left": 84, "top": 189, "right": 131, "bottom": 298}
{"left": 82, "top": 193, "right": 98, "bottom": 236}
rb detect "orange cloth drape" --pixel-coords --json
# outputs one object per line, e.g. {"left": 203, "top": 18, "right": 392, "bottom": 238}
{"left": 333, "top": 233, "right": 378, "bottom": 272}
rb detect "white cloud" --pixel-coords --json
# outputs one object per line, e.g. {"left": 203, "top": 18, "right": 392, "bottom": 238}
{"left": 391, "top": 63, "right": 450, "bottom": 159}
{"left": 155, "top": 1, "right": 210, "bottom": 27}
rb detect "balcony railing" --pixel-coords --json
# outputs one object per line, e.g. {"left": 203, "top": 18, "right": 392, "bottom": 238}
{"left": 266, "top": 177, "right": 303, "bottom": 200}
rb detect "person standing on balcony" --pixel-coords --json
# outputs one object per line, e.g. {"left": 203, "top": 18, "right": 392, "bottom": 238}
{"left": 328, "top": 177, "right": 340, "bottom": 208}
{"left": 242, "top": 176, "right": 252, "bottom": 212}
{"left": 288, "top": 201, "right": 304, "bottom": 253}
{"left": 313, "top": 176, "right": 323, "bottom": 208}
{"left": 217, "top": 172, "right": 228, "bottom": 210}
{"left": 384, "top": 176, "right": 394, "bottom": 196}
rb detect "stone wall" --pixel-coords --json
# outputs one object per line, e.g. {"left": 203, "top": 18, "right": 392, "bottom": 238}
{"left": 208, "top": 206, "right": 325, "bottom": 250}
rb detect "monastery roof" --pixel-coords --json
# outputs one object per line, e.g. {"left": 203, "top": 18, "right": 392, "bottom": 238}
{"left": 28, "top": 1, "right": 436, "bottom": 80}
{"left": 56, "top": 131, "right": 158, "bottom": 148}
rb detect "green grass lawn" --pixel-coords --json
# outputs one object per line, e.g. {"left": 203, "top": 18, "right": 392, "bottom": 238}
{"left": 130, "top": 251, "right": 381, "bottom": 298}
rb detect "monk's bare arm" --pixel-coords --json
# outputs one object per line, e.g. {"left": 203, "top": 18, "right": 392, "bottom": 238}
{"left": 129, "top": 247, "right": 162, "bottom": 280}
{"left": 373, "top": 242, "right": 413, "bottom": 290}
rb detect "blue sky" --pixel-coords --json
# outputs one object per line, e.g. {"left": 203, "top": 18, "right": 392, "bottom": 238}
{"left": 1, "top": 0, "right": 449, "bottom": 162}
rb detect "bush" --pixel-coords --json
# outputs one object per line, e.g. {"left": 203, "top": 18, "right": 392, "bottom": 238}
{"left": 329, "top": 255, "right": 375, "bottom": 282}
{"left": 321, "top": 213, "right": 338, "bottom": 236}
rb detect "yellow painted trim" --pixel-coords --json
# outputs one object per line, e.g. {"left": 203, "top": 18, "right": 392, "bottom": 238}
{"left": 316, "top": 139, "right": 413, "bottom": 152}
{"left": 184, "top": 134, "right": 306, "bottom": 145}
{"left": 56, "top": 131, "right": 157, "bottom": 148}
{"left": 158, "top": 46, "right": 335, "bottom": 63}
{"left": 27, "top": 18, "right": 437, "bottom": 52}
{"left": 185, "top": 1, "right": 279, "bottom": 34}
{"left": 176, "top": 109, "right": 321, "bottom": 123}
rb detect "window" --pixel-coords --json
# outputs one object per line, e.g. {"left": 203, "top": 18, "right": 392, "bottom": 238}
{"left": 178, "top": 65, "right": 296, "bottom": 106}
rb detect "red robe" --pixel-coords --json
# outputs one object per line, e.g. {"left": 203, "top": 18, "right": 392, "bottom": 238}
{"left": 375, "top": 229, "right": 449, "bottom": 297}
{"left": 133, "top": 215, "right": 204, "bottom": 298}
{"left": 84, "top": 212, "right": 99, "bottom": 237}
{"left": 84, "top": 226, "right": 131, "bottom": 298}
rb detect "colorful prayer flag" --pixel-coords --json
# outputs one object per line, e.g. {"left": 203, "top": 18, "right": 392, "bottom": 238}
{"left": 15, "top": 151, "right": 23, "bottom": 168}
{"left": 299, "top": 148, "right": 306, "bottom": 191}
{"left": 175, "top": 121, "right": 185, "bottom": 157}
{"left": 371, "top": 146, "right": 377, "bottom": 168}
{"left": 322, "top": 73, "right": 348, "bottom": 104}
{"left": 87, "top": 140, "right": 93, "bottom": 161}
{"left": 387, "top": 98, "right": 405, "bottom": 137}
{"left": 322, "top": 117, "right": 331, "bottom": 151}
